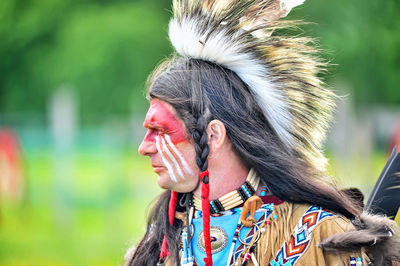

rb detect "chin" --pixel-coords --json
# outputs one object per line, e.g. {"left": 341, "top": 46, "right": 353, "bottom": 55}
{"left": 156, "top": 173, "right": 198, "bottom": 192}
{"left": 157, "top": 175, "right": 173, "bottom": 190}
{"left": 158, "top": 182, "right": 170, "bottom": 190}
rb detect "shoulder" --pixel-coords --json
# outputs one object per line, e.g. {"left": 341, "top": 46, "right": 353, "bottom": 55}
{"left": 123, "top": 245, "right": 136, "bottom": 266}
{"left": 261, "top": 202, "right": 370, "bottom": 265}
{"left": 291, "top": 204, "right": 370, "bottom": 265}
{"left": 272, "top": 202, "right": 349, "bottom": 234}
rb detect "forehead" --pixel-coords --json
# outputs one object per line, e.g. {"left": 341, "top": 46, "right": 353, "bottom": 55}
{"left": 145, "top": 99, "right": 177, "bottom": 123}
{"left": 144, "top": 99, "right": 186, "bottom": 131}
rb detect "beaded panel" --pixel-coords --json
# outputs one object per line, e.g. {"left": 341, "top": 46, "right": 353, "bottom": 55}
{"left": 270, "top": 206, "right": 334, "bottom": 266}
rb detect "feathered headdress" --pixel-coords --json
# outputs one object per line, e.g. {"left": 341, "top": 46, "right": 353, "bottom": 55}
{"left": 169, "top": 0, "right": 336, "bottom": 172}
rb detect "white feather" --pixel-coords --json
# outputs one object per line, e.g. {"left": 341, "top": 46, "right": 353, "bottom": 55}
{"left": 169, "top": 18, "right": 294, "bottom": 146}
{"left": 280, "top": 0, "right": 305, "bottom": 16}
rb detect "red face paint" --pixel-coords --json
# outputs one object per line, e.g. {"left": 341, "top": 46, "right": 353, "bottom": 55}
{"left": 139, "top": 99, "right": 199, "bottom": 193}
{"left": 143, "top": 99, "right": 187, "bottom": 144}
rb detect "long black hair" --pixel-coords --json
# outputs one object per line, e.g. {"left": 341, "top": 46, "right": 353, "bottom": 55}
{"left": 127, "top": 57, "right": 365, "bottom": 265}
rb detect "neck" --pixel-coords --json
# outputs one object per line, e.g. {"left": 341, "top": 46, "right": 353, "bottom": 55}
{"left": 193, "top": 168, "right": 260, "bottom": 213}
{"left": 193, "top": 152, "right": 249, "bottom": 200}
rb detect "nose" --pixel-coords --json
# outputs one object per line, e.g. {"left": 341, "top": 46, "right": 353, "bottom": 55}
{"left": 138, "top": 139, "right": 157, "bottom": 156}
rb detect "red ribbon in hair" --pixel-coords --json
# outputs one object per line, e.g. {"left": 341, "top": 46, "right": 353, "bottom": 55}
{"left": 200, "top": 170, "right": 212, "bottom": 266}
{"left": 159, "top": 190, "right": 178, "bottom": 261}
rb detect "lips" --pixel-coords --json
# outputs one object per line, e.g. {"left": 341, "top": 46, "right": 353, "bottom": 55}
{"left": 152, "top": 164, "right": 165, "bottom": 173}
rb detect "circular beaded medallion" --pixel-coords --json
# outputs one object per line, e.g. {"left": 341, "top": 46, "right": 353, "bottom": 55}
{"left": 197, "top": 226, "right": 228, "bottom": 254}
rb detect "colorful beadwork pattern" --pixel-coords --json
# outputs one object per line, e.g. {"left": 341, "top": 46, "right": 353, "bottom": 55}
{"left": 229, "top": 203, "right": 274, "bottom": 266}
{"left": 350, "top": 256, "right": 363, "bottom": 266}
{"left": 269, "top": 206, "right": 334, "bottom": 266}
{"left": 181, "top": 228, "right": 195, "bottom": 266}
{"left": 260, "top": 186, "right": 268, "bottom": 196}
{"left": 193, "top": 207, "right": 240, "bottom": 219}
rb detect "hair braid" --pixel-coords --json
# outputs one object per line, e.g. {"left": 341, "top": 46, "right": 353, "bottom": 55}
{"left": 192, "top": 115, "right": 210, "bottom": 172}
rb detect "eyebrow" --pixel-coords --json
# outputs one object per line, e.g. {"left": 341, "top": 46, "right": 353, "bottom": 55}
{"left": 144, "top": 121, "right": 166, "bottom": 131}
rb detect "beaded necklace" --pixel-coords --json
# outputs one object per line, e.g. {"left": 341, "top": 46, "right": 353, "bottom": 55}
{"left": 193, "top": 168, "right": 260, "bottom": 214}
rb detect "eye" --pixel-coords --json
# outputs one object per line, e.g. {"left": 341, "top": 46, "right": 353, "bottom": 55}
{"left": 158, "top": 131, "right": 167, "bottom": 137}
{"left": 148, "top": 126, "right": 169, "bottom": 136}
{"left": 157, "top": 128, "right": 170, "bottom": 135}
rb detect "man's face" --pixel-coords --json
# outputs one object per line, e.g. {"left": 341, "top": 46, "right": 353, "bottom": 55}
{"left": 138, "top": 99, "right": 199, "bottom": 192}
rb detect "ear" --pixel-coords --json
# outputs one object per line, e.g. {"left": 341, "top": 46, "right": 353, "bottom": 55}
{"left": 206, "top": 120, "right": 227, "bottom": 153}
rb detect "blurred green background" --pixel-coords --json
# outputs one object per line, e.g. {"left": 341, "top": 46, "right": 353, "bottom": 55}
{"left": 0, "top": 0, "right": 399, "bottom": 265}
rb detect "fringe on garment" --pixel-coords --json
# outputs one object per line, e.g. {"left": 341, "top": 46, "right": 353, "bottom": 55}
{"left": 319, "top": 212, "right": 400, "bottom": 265}
{"left": 255, "top": 202, "right": 294, "bottom": 263}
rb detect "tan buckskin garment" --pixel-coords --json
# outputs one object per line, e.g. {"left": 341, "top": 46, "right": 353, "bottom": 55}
{"left": 242, "top": 202, "right": 371, "bottom": 266}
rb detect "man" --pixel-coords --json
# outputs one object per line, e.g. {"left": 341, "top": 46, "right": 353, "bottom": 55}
{"left": 126, "top": 0, "right": 399, "bottom": 265}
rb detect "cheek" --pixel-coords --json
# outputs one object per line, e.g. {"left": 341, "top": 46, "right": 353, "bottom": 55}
{"left": 167, "top": 125, "right": 187, "bottom": 143}
{"left": 175, "top": 141, "right": 197, "bottom": 166}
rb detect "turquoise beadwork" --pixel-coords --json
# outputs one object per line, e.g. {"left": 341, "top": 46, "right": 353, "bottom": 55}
{"left": 260, "top": 185, "right": 268, "bottom": 196}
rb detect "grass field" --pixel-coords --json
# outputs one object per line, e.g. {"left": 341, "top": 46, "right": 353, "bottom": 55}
{"left": 0, "top": 148, "right": 162, "bottom": 265}
{"left": 0, "top": 146, "right": 390, "bottom": 265}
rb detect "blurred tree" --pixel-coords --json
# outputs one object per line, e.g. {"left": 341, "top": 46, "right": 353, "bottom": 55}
{"left": 0, "top": 0, "right": 70, "bottom": 115}
{"left": 0, "top": 0, "right": 171, "bottom": 122}
{"left": 294, "top": 0, "right": 400, "bottom": 106}
{"left": 0, "top": 0, "right": 399, "bottom": 123}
